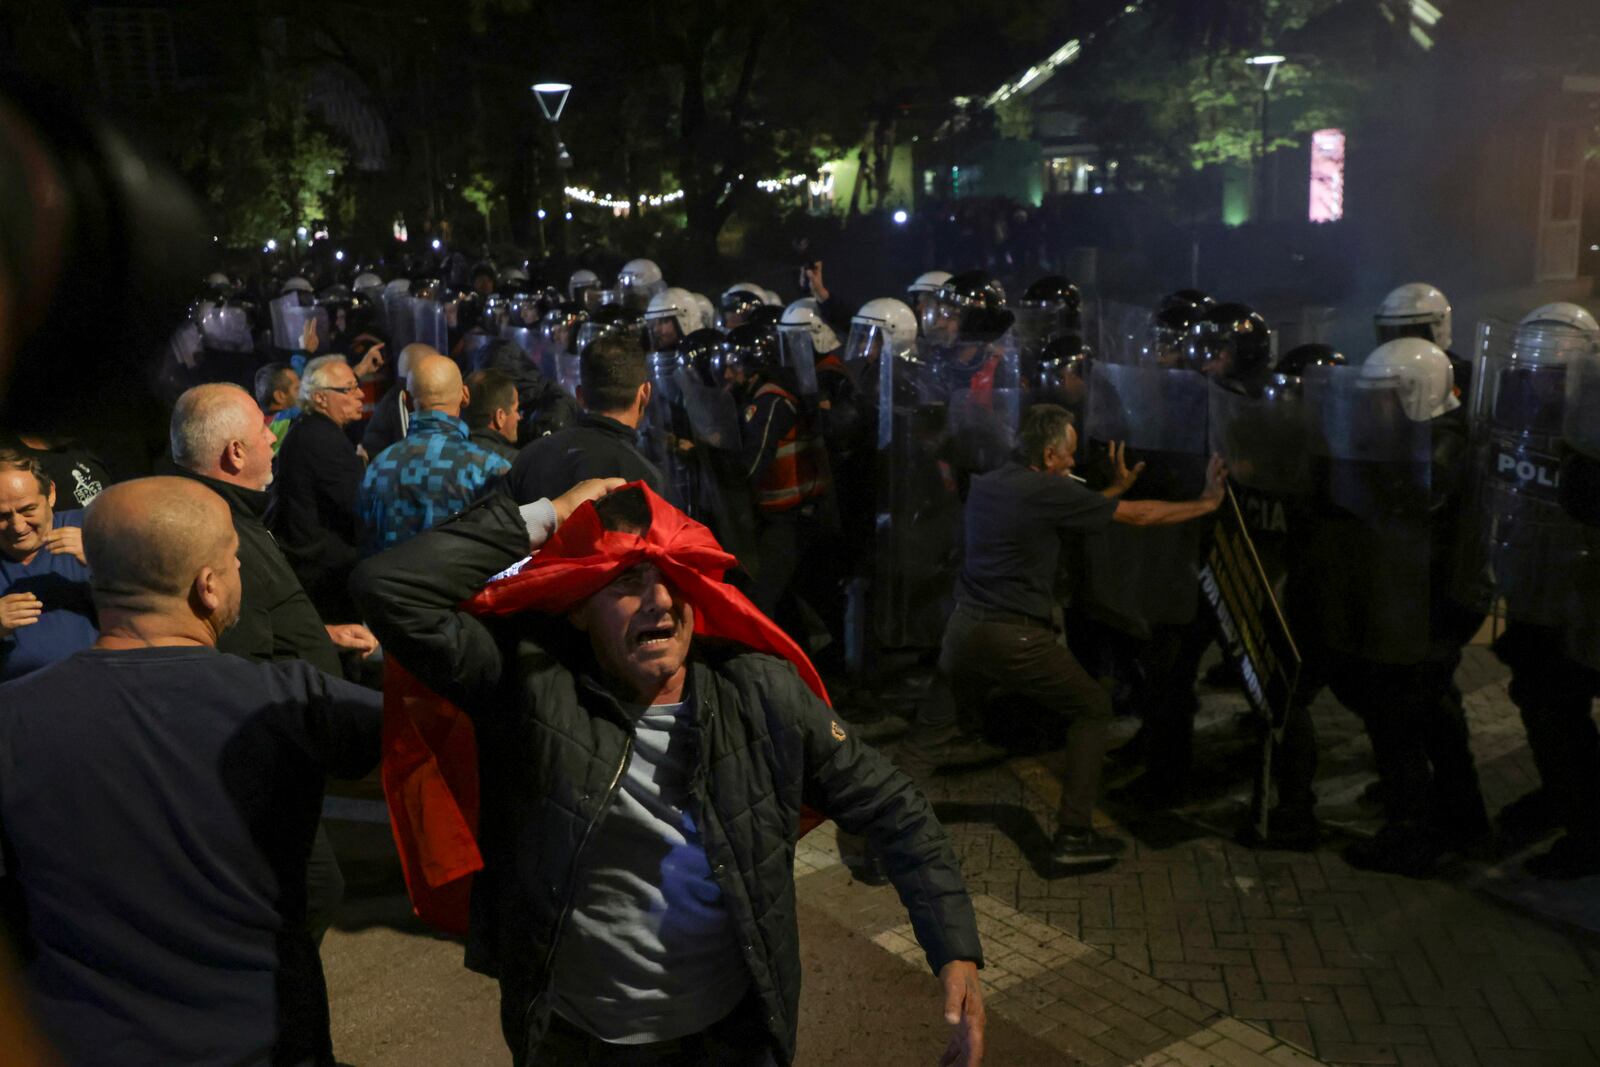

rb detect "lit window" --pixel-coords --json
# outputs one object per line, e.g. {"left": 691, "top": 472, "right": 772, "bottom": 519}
{"left": 1309, "top": 129, "right": 1345, "bottom": 223}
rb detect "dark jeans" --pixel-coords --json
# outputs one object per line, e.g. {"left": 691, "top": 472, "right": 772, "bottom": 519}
{"left": 305, "top": 819, "right": 345, "bottom": 944}
{"left": 933, "top": 606, "right": 1112, "bottom": 829}
{"left": 751, "top": 508, "right": 843, "bottom": 663}
{"left": 529, "top": 992, "right": 778, "bottom": 1067}
{"left": 1138, "top": 616, "right": 1214, "bottom": 788}
{"left": 1497, "top": 623, "right": 1600, "bottom": 844}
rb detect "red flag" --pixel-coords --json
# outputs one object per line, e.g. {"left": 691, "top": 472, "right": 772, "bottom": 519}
{"left": 382, "top": 483, "right": 828, "bottom": 934}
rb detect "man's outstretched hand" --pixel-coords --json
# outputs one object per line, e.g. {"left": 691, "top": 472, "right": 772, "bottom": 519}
{"left": 552, "top": 478, "right": 627, "bottom": 524}
{"left": 938, "top": 960, "right": 985, "bottom": 1066}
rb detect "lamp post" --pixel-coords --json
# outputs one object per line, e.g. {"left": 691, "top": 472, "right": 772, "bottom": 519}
{"left": 1245, "top": 54, "right": 1285, "bottom": 224}
{"left": 532, "top": 81, "right": 573, "bottom": 255}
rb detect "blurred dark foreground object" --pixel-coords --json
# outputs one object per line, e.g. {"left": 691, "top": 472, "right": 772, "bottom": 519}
{"left": 0, "top": 79, "right": 207, "bottom": 433}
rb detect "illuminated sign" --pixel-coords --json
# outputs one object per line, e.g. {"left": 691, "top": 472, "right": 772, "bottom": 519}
{"left": 1309, "top": 129, "right": 1345, "bottom": 223}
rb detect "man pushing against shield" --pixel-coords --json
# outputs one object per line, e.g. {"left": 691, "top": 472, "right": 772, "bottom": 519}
{"left": 351, "top": 481, "right": 984, "bottom": 1067}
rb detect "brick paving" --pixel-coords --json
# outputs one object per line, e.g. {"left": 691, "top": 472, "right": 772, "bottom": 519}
{"left": 800, "top": 643, "right": 1600, "bottom": 1066}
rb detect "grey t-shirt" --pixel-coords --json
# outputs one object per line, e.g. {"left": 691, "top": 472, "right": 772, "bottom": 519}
{"left": 549, "top": 697, "right": 749, "bottom": 1043}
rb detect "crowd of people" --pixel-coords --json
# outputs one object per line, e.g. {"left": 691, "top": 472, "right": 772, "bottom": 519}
{"left": 0, "top": 243, "right": 1596, "bottom": 1066}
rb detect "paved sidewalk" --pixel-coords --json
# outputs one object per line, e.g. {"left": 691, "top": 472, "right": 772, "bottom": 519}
{"left": 810, "top": 643, "right": 1600, "bottom": 1067}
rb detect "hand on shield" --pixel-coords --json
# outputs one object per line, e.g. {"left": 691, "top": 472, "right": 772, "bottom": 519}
{"left": 1107, "top": 441, "right": 1146, "bottom": 495}
{"left": 1201, "top": 454, "right": 1228, "bottom": 505}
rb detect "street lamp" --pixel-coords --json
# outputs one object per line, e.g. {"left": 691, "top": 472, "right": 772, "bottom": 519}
{"left": 533, "top": 81, "right": 573, "bottom": 254}
{"left": 1246, "top": 55, "right": 1286, "bottom": 223}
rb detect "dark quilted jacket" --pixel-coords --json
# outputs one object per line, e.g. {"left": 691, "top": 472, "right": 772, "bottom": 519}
{"left": 350, "top": 493, "right": 983, "bottom": 1065}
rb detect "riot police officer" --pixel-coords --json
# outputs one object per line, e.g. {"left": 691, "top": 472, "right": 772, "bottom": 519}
{"left": 1459, "top": 304, "right": 1600, "bottom": 878}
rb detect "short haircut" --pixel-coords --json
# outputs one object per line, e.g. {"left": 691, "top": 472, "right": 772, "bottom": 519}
{"left": 593, "top": 485, "right": 651, "bottom": 535}
{"left": 84, "top": 478, "right": 233, "bottom": 607}
{"left": 579, "top": 335, "right": 648, "bottom": 413}
{"left": 464, "top": 369, "right": 518, "bottom": 430}
{"left": 171, "top": 383, "right": 258, "bottom": 472}
{"left": 253, "top": 362, "right": 296, "bottom": 409}
{"left": 299, "top": 354, "right": 351, "bottom": 407}
{"left": 0, "top": 449, "right": 52, "bottom": 496}
{"left": 1017, "top": 403, "right": 1076, "bottom": 467}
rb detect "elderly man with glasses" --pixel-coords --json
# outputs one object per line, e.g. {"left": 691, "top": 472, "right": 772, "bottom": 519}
{"left": 270, "top": 355, "right": 370, "bottom": 623}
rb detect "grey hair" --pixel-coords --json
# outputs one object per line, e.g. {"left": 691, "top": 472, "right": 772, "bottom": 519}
{"left": 299, "top": 354, "right": 351, "bottom": 407}
{"left": 170, "top": 383, "right": 259, "bottom": 472}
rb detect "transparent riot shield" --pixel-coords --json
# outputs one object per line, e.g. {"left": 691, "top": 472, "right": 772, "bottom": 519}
{"left": 1096, "top": 301, "right": 1156, "bottom": 366}
{"left": 1209, "top": 378, "right": 1311, "bottom": 499}
{"left": 1561, "top": 341, "right": 1600, "bottom": 528}
{"left": 391, "top": 296, "right": 448, "bottom": 354}
{"left": 779, "top": 328, "right": 819, "bottom": 398}
{"left": 378, "top": 283, "right": 410, "bottom": 336}
{"left": 1208, "top": 378, "right": 1310, "bottom": 579}
{"left": 1301, "top": 365, "right": 1432, "bottom": 663}
{"left": 270, "top": 294, "right": 329, "bottom": 352}
{"left": 1453, "top": 319, "right": 1586, "bottom": 626}
{"left": 198, "top": 305, "right": 254, "bottom": 354}
{"left": 677, "top": 374, "right": 741, "bottom": 451}
{"left": 1080, "top": 362, "right": 1210, "bottom": 633}
{"left": 873, "top": 345, "right": 959, "bottom": 649}
{"left": 944, "top": 330, "right": 1023, "bottom": 483}
{"left": 457, "top": 330, "right": 497, "bottom": 372}
{"left": 1012, "top": 305, "right": 1061, "bottom": 366}
{"left": 640, "top": 353, "right": 692, "bottom": 509}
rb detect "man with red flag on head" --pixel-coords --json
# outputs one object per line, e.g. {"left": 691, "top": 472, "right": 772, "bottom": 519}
{"left": 350, "top": 481, "right": 985, "bottom": 1067}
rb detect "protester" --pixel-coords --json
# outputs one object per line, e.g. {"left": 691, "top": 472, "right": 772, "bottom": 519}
{"left": 271, "top": 354, "right": 367, "bottom": 621}
{"left": 0, "top": 450, "right": 96, "bottom": 681}
{"left": 361, "top": 342, "right": 431, "bottom": 462}
{"left": 505, "top": 334, "right": 669, "bottom": 503}
{"left": 463, "top": 367, "right": 522, "bottom": 462}
{"left": 360, "top": 352, "right": 512, "bottom": 554}
{"left": 0, "top": 477, "right": 382, "bottom": 1067}
{"left": 351, "top": 481, "right": 985, "bottom": 1067}
{"left": 899, "top": 406, "right": 1227, "bottom": 870}
{"left": 0, "top": 432, "right": 109, "bottom": 507}
{"left": 254, "top": 361, "right": 301, "bottom": 454}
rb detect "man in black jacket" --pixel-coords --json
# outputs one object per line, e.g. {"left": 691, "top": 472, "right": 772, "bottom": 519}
{"left": 170, "top": 383, "right": 378, "bottom": 672}
{"left": 505, "top": 335, "right": 670, "bottom": 504}
{"left": 464, "top": 368, "right": 522, "bottom": 463}
{"left": 272, "top": 355, "right": 368, "bottom": 622}
{"left": 351, "top": 482, "right": 985, "bottom": 1067}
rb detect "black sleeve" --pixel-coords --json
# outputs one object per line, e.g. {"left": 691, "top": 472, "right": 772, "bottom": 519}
{"left": 349, "top": 493, "right": 533, "bottom": 709}
{"left": 782, "top": 667, "right": 983, "bottom": 974}
{"left": 276, "top": 660, "right": 384, "bottom": 780}
{"left": 267, "top": 581, "right": 343, "bottom": 676}
{"left": 739, "top": 394, "right": 797, "bottom": 483}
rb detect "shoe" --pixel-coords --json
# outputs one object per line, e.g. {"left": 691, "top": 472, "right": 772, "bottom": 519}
{"left": 1524, "top": 835, "right": 1600, "bottom": 880}
{"left": 1236, "top": 808, "right": 1321, "bottom": 852}
{"left": 1046, "top": 828, "right": 1127, "bottom": 871}
{"left": 1498, "top": 789, "right": 1561, "bottom": 837}
{"left": 1343, "top": 824, "right": 1444, "bottom": 879}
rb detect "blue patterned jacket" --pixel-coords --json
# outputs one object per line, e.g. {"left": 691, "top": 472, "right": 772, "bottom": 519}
{"left": 360, "top": 411, "right": 512, "bottom": 556}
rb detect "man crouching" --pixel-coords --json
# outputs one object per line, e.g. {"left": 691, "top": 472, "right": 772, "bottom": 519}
{"left": 351, "top": 481, "right": 984, "bottom": 1066}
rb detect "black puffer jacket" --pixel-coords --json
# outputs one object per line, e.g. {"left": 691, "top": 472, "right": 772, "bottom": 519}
{"left": 349, "top": 493, "right": 982, "bottom": 1065}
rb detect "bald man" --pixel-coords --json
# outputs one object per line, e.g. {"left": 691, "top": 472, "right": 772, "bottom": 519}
{"left": 0, "top": 477, "right": 382, "bottom": 1067}
{"left": 361, "top": 341, "right": 435, "bottom": 461}
{"left": 359, "top": 351, "right": 512, "bottom": 555}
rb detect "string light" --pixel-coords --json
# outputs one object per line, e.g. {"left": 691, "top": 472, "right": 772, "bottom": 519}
{"left": 564, "top": 171, "right": 810, "bottom": 210}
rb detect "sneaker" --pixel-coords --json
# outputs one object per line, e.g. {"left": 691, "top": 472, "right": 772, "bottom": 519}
{"left": 1525, "top": 835, "right": 1600, "bottom": 880}
{"left": 1046, "top": 828, "right": 1127, "bottom": 871}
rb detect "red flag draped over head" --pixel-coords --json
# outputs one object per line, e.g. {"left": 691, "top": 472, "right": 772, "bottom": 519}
{"left": 381, "top": 483, "right": 829, "bottom": 934}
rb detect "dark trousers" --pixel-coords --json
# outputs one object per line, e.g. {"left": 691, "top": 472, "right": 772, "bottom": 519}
{"left": 305, "top": 819, "right": 345, "bottom": 944}
{"left": 1138, "top": 617, "right": 1214, "bottom": 789}
{"left": 530, "top": 992, "right": 778, "bottom": 1067}
{"left": 934, "top": 607, "right": 1112, "bottom": 829}
{"left": 752, "top": 508, "right": 845, "bottom": 669}
{"left": 1331, "top": 653, "right": 1488, "bottom": 841}
{"left": 1497, "top": 623, "right": 1600, "bottom": 845}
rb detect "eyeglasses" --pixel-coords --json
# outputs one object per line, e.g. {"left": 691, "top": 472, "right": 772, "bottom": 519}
{"left": 318, "top": 383, "right": 362, "bottom": 395}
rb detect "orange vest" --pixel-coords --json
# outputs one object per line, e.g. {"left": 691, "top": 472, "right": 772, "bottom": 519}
{"left": 753, "top": 381, "right": 830, "bottom": 512}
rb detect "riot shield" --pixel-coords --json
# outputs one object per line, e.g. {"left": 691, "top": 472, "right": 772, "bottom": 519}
{"left": 1453, "top": 319, "right": 1586, "bottom": 627}
{"left": 677, "top": 373, "right": 741, "bottom": 451}
{"left": 641, "top": 354, "right": 693, "bottom": 509}
{"left": 1012, "top": 305, "right": 1061, "bottom": 367}
{"left": 1097, "top": 301, "right": 1156, "bottom": 366}
{"left": 457, "top": 330, "right": 497, "bottom": 372}
{"left": 1080, "top": 362, "right": 1211, "bottom": 633}
{"left": 944, "top": 330, "right": 1023, "bottom": 483}
{"left": 1564, "top": 343, "right": 1600, "bottom": 459}
{"left": 1208, "top": 378, "right": 1310, "bottom": 581}
{"left": 873, "top": 345, "right": 960, "bottom": 650}
{"left": 197, "top": 305, "right": 254, "bottom": 353}
{"left": 779, "top": 328, "right": 819, "bottom": 398}
{"left": 270, "top": 294, "right": 329, "bottom": 352}
{"left": 382, "top": 295, "right": 444, "bottom": 355}
{"left": 1301, "top": 365, "right": 1432, "bottom": 663}
{"left": 1208, "top": 379, "right": 1311, "bottom": 499}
